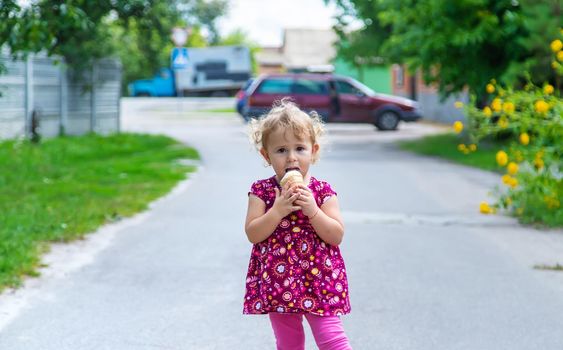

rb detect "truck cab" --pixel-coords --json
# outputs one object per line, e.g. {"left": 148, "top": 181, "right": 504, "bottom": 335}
{"left": 128, "top": 68, "right": 176, "bottom": 97}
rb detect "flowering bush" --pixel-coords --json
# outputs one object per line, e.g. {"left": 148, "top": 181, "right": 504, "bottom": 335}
{"left": 455, "top": 36, "right": 562, "bottom": 227}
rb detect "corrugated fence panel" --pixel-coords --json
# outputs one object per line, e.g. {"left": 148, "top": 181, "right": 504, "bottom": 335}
{"left": 33, "top": 53, "right": 62, "bottom": 137}
{"left": 94, "top": 59, "right": 121, "bottom": 134}
{"left": 0, "top": 52, "right": 27, "bottom": 138}
{"left": 0, "top": 51, "right": 121, "bottom": 140}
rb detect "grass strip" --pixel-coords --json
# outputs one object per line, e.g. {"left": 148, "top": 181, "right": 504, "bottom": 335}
{"left": 397, "top": 133, "right": 500, "bottom": 172}
{"left": 533, "top": 264, "right": 563, "bottom": 271}
{"left": 197, "top": 107, "right": 237, "bottom": 113}
{"left": 0, "top": 133, "right": 199, "bottom": 291}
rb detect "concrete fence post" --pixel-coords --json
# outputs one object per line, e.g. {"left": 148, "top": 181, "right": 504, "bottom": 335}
{"left": 24, "top": 55, "right": 34, "bottom": 139}
{"left": 117, "top": 63, "right": 122, "bottom": 133}
{"left": 59, "top": 63, "right": 68, "bottom": 135}
{"left": 90, "top": 63, "right": 97, "bottom": 133}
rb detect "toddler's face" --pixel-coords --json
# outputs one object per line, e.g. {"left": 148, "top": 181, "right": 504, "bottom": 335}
{"left": 261, "top": 129, "right": 318, "bottom": 183}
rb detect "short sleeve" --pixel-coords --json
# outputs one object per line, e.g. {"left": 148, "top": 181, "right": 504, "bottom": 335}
{"left": 248, "top": 180, "right": 267, "bottom": 202}
{"left": 316, "top": 181, "right": 337, "bottom": 206}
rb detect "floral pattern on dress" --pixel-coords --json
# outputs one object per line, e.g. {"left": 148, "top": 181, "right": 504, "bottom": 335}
{"left": 243, "top": 176, "right": 351, "bottom": 317}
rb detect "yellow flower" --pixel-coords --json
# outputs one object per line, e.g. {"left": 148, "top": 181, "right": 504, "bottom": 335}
{"left": 483, "top": 106, "right": 492, "bottom": 117}
{"left": 454, "top": 101, "right": 464, "bottom": 109}
{"left": 453, "top": 121, "right": 464, "bottom": 133}
{"left": 558, "top": 50, "right": 563, "bottom": 62}
{"left": 536, "top": 149, "right": 545, "bottom": 158}
{"left": 498, "top": 117, "right": 509, "bottom": 129}
{"left": 502, "top": 101, "right": 515, "bottom": 113}
{"left": 496, "top": 150, "right": 508, "bottom": 166}
{"left": 509, "top": 177, "right": 518, "bottom": 188}
{"left": 491, "top": 98, "right": 502, "bottom": 112}
{"left": 507, "top": 162, "right": 518, "bottom": 175}
{"left": 549, "top": 198, "right": 560, "bottom": 209}
{"left": 486, "top": 84, "right": 495, "bottom": 94}
{"left": 519, "top": 132, "right": 529, "bottom": 145}
{"left": 505, "top": 197, "right": 512, "bottom": 206}
{"left": 479, "top": 201, "right": 492, "bottom": 214}
{"left": 551, "top": 39, "right": 563, "bottom": 52}
{"left": 458, "top": 144, "right": 467, "bottom": 152}
{"left": 553, "top": 61, "right": 559, "bottom": 69}
{"left": 502, "top": 174, "right": 512, "bottom": 185}
{"left": 469, "top": 144, "right": 477, "bottom": 152}
{"left": 514, "top": 150, "right": 524, "bottom": 162}
{"left": 534, "top": 100, "right": 549, "bottom": 113}
{"left": 534, "top": 158, "right": 544, "bottom": 170}
{"left": 543, "top": 84, "right": 554, "bottom": 95}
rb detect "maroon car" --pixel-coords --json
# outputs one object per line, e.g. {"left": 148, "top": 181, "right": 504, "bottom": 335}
{"left": 242, "top": 73, "right": 422, "bottom": 131}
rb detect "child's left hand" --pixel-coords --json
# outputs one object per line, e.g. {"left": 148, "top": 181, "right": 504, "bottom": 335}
{"left": 293, "top": 185, "right": 319, "bottom": 218}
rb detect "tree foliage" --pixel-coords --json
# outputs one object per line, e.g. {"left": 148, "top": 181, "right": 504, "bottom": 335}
{"left": 328, "top": 0, "right": 562, "bottom": 100}
{"left": 0, "top": 0, "right": 228, "bottom": 86}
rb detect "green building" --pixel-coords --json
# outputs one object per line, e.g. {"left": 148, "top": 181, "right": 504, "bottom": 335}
{"left": 333, "top": 58, "right": 391, "bottom": 94}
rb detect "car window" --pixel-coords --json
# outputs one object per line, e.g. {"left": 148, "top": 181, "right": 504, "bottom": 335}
{"left": 335, "top": 80, "right": 364, "bottom": 95}
{"left": 292, "top": 79, "right": 328, "bottom": 94}
{"left": 159, "top": 69, "right": 170, "bottom": 79}
{"left": 256, "top": 78, "right": 293, "bottom": 94}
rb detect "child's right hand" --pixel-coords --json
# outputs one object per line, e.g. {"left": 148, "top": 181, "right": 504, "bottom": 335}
{"left": 272, "top": 186, "right": 301, "bottom": 218}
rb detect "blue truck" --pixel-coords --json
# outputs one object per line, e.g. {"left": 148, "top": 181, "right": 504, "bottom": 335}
{"left": 128, "top": 45, "right": 252, "bottom": 97}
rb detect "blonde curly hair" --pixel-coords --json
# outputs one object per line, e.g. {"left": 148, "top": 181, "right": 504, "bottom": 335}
{"left": 248, "top": 99, "right": 326, "bottom": 163}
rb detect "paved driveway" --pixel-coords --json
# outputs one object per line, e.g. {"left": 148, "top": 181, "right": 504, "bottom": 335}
{"left": 1, "top": 98, "right": 562, "bottom": 349}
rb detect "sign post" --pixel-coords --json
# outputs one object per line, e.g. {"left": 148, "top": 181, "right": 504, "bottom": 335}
{"left": 170, "top": 27, "right": 190, "bottom": 98}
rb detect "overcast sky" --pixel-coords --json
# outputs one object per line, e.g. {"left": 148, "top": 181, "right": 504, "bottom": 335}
{"left": 217, "top": 0, "right": 358, "bottom": 47}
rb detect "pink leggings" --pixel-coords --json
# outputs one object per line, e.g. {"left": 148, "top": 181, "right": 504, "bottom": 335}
{"left": 269, "top": 313, "right": 352, "bottom": 350}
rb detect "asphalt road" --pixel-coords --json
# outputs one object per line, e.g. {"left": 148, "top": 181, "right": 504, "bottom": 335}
{"left": 1, "top": 98, "right": 562, "bottom": 349}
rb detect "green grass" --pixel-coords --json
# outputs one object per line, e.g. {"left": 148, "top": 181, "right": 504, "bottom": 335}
{"left": 198, "top": 107, "right": 236, "bottom": 113}
{"left": 0, "top": 133, "right": 199, "bottom": 291}
{"left": 398, "top": 133, "right": 502, "bottom": 172}
{"left": 534, "top": 264, "right": 563, "bottom": 271}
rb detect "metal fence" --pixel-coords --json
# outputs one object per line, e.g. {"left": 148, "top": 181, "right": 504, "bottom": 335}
{"left": 0, "top": 50, "right": 121, "bottom": 140}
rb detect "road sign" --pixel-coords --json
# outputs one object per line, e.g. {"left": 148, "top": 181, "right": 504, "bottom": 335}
{"left": 171, "top": 27, "right": 189, "bottom": 47}
{"left": 171, "top": 47, "right": 189, "bottom": 69}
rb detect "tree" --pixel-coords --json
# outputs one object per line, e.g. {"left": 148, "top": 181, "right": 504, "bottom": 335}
{"left": 328, "top": 0, "right": 391, "bottom": 68}
{"left": 0, "top": 0, "right": 229, "bottom": 91}
{"left": 328, "top": 0, "right": 562, "bottom": 101}
{"left": 187, "top": 0, "right": 228, "bottom": 45}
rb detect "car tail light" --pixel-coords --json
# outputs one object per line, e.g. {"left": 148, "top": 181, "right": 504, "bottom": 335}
{"left": 235, "top": 90, "right": 244, "bottom": 99}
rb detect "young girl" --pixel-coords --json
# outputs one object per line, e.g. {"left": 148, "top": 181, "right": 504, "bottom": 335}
{"left": 243, "top": 100, "right": 352, "bottom": 349}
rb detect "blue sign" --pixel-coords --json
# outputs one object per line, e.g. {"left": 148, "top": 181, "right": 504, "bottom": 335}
{"left": 171, "top": 47, "right": 189, "bottom": 69}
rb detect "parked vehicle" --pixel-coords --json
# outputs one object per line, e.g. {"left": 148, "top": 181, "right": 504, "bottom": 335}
{"left": 242, "top": 73, "right": 422, "bottom": 130}
{"left": 235, "top": 78, "right": 254, "bottom": 115}
{"left": 129, "top": 46, "right": 252, "bottom": 97}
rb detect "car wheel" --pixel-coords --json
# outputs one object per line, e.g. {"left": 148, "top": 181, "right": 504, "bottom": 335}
{"left": 375, "top": 111, "right": 400, "bottom": 131}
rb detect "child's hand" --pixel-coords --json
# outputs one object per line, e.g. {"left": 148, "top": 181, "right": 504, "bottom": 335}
{"left": 294, "top": 185, "right": 319, "bottom": 218}
{"left": 272, "top": 186, "right": 301, "bottom": 218}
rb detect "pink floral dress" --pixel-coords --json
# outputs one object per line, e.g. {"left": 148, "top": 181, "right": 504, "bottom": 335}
{"left": 243, "top": 176, "right": 351, "bottom": 317}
